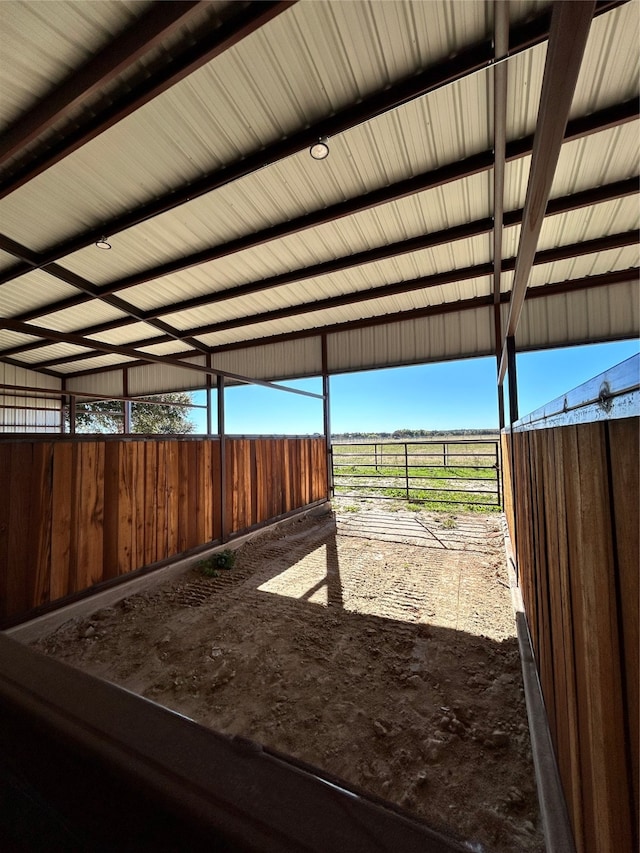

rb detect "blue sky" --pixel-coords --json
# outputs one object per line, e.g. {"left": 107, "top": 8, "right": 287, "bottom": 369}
{"left": 192, "top": 339, "right": 639, "bottom": 435}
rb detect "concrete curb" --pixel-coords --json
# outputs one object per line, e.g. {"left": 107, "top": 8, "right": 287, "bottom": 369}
{"left": 6, "top": 501, "right": 333, "bottom": 644}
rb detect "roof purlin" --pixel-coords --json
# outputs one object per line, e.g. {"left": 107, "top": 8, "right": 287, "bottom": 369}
{"left": 5, "top": 231, "right": 637, "bottom": 371}
{"left": 0, "top": 1, "right": 296, "bottom": 198}
{"left": 37, "top": 268, "right": 640, "bottom": 381}
{"left": 0, "top": 3, "right": 573, "bottom": 282}
{"left": 0, "top": 1, "right": 205, "bottom": 165}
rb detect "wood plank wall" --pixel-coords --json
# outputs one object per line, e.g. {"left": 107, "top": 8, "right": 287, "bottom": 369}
{"left": 0, "top": 437, "right": 328, "bottom": 625}
{"left": 501, "top": 418, "right": 639, "bottom": 853}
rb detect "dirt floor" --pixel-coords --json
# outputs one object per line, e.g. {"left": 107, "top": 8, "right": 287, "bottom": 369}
{"left": 31, "top": 503, "right": 544, "bottom": 853}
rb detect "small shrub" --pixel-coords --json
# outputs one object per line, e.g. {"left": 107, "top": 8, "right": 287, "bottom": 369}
{"left": 343, "top": 504, "right": 360, "bottom": 513}
{"left": 407, "top": 503, "right": 422, "bottom": 512}
{"left": 198, "top": 548, "right": 236, "bottom": 576}
{"left": 442, "top": 516, "right": 458, "bottom": 529}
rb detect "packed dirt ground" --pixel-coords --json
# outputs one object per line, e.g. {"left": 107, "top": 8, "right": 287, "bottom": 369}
{"left": 31, "top": 503, "right": 544, "bottom": 853}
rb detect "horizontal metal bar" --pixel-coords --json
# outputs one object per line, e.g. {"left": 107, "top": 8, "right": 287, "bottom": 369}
{"left": 509, "top": 352, "right": 639, "bottom": 431}
{"left": 334, "top": 492, "right": 500, "bottom": 507}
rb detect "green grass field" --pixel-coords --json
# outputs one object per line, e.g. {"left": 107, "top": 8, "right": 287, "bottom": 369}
{"left": 332, "top": 440, "right": 501, "bottom": 511}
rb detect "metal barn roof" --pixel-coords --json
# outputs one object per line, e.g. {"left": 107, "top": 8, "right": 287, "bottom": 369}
{"left": 0, "top": 0, "right": 638, "bottom": 400}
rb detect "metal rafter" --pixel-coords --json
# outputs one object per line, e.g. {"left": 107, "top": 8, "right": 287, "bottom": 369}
{"left": 493, "top": 1, "right": 510, "bottom": 366}
{"left": 0, "top": 2, "right": 624, "bottom": 286}
{"left": 0, "top": 1, "right": 296, "bottom": 198}
{"left": 0, "top": 317, "right": 323, "bottom": 400}
{"left": 498, "top": 0, "right": 597, "bottom": 383}
{"left": 44, "top": 267, "right": 639, "bottom": 381}
{"left": 6, "top": 230, "right": 637, "bottom": 371}
{"left": 2, "top": 182, "right": 637, "bottom": 362}
{"left": 0, "top": 98, "right": 635, "bottom": 298}
{"left": 0, "top": 2, "right": 205, "bottom": 165}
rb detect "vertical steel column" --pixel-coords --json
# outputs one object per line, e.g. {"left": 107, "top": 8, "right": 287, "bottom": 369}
{"left": 507, "top": 336, "right": 519, "bottom": 424}
{"left": 69, "top": 395, "right": 76, "bottom": 435}
{"left": 122, "top": 368, "right": 132, "bottom": 434}
{"left": 217, "top": 374, "right": 227, "bottom": 542}
{"left": 60, "top": 379, "right": 67, "bottom": 433}
{"left": 321, "top": 335, "right": 333, "bottom": 498}
{"left": 206, "top": 353, "right": 213, "bottom": 436}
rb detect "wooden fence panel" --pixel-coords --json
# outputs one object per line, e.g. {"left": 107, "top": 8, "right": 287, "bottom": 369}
{"left": 502, "top": 417, "right": 638, "bottom": 853}
{"left": 0, "top": 436, "right": 327, "bottom": 626}
{"left": 607, "top": 419, "right": 639, "bottom": 840}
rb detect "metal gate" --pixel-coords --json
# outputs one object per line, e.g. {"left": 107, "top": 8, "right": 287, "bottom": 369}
{"left": 331, "top": 439, "right": 501, "bottom": 509}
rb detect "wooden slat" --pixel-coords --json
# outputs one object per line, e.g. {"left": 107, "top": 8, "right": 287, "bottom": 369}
{"left": 564, "top": 423, "right": 631, "bottom": 853}
{"left": 607, "top": 418, "right": 639, "bottom": 847}
{"left": 166, "top": 441, "right": 180, "bottom": 556}
{"left": 143, "top": 441, "right": 158, "bottom": 565}
{"left": 50, "top": 443, "right": 74, "bottom": 601}
{"left": 6, "top": 443, "right": 32, "bottom": 616}
{"left": 156, "top": 441, "right": 169, "bottom": 559}
{"left": 531, "top": 430, "right": 556, "bottom": 738}
{"left": 74, "top": 442, "right": 104, "bottom": 592}
{"left": 544, "top": 428, "right": 582, "bottom": 847}
{"left": 0, "top": 444, "right": 12, "bottom": 621}
{"left": 116, "top": 443, "right": 133, "bottom": 576}
{"left": 211, "top": 440, "right": 222, "bottom": 542}
{"left": 132, "top": 441, "right": 146, "bottom": 570}
{"left": 29, "top": 442, "right": 53, "bottom": 609}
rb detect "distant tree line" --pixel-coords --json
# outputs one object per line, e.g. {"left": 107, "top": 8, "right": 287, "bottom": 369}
{"left": 332, "top": 428, "right": 498, "bottom": 440}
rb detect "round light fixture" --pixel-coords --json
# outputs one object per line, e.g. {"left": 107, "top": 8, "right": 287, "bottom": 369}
{"left": 309, "top": 137, "right": 329, "bottom": 160}
{"left": 95, "top": 237, "right": 112, "bottom": 250}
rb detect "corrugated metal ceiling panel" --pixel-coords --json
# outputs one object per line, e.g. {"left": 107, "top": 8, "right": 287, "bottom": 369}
{"left": 0, "top": 0, "right": 150, "bottom": 128}
{"left": 0, "top": 0, "right": 495, "bottom": 253}
{"left": 570, "top": 2, "right": 640, "bottom": 118}
{"left": 528, "top": 245, "right": 639, "bottom": 288}
{"left": 0, "top": 270, "right": 79, "bottom": 316}
{"left": 7, "top": 342, "right": 89, "bottom": 365}
{"left": 35, "top": 301, "right": 131, "bottom": 333}
{"left": 65, "top": 368, "right": 124, "bottom": 399}
{"left": 327, "top": 306, "right": 495, "bottom": 373}
{"left": 512, "top": 281, "right": 640, "bottom": 350}
{"left": 55, "top": 353, "right": 137, "bottom": 375}
{"left": 537, "top": 196, "right": 640, "bottom": 252}
{"left": 210, "top": 338, "right": 322, "bottom": 384}
{"left": 551, "top": 122, "right": 640, "bottom": 197}
{"left": 127, "top": 356, "right": 207, "bottom": 396}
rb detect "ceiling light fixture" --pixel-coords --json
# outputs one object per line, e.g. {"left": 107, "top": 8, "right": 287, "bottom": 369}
{"left": 95, "top": 236, "right": 112, "bottom": 250}
{"left": 309, "top": 137, "right": 330, "bottom": 160}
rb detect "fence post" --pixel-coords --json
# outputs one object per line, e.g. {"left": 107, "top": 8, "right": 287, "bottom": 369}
{"left": 443, "top": 442, "right": 447, "bottom": 468}
{"left": 404, "top": 443, "right": 409, "bottom": 501}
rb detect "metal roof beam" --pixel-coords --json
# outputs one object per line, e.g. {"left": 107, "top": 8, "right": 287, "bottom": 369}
{"left": 498, "top": 0, "right": 596, "bottom": 383}
{"left": 0, "top": 96, "right": 635, "bottom": 297}
{"left": 173, "top": 232, "right": 640, "bottom": 340}
{"left": 0, "top": 2, "right": 296, "bottom": 197}
{"left": 0, "top": 318, "right": 323, "bottom": 400}
{"left": 0, "top": 2, "right": 205, "bottom": 165}
{"left": 45, "top": 267, "right": 639, "bottom": 380}
{"left": 0, "top": 2, "right": 624, "bottom": 284}
{"left": 3, "top": 193, "right": 637, "bottom": 361}
{"left": 493, "top": 1, "right": 510, "bottom": 366}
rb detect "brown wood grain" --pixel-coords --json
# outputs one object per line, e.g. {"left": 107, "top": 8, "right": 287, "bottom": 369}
{"left": 29, "top": 442, "right": 53, "bottom": 609}
{"left": 50, "top": 443, "right": 74, "bottom": 600}
{"left": 166, "top": 441, "right": 180, "bottom": 556}
{"left": 0, "top": 444, "right": 12, "bottom": 620}
{"left": 7, "top": 443, "right": 32, "bottom": 616}
{"left": 1, "top": 436, "right": 327, "bottom": 624}
{"left": 607, "top": 417, "right": 639, "bottom": 848}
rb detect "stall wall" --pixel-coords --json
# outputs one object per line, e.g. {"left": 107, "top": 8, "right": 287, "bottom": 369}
{"left": 0, "top": 436, "right": 327, "bottom": 625}
{"left": 502, "top": 418, "right": 638, "bottom": 853}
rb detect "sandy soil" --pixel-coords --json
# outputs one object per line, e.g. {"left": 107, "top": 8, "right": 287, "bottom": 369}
{"left": 32, "top": 506, "right": 544, "bottom": 853}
